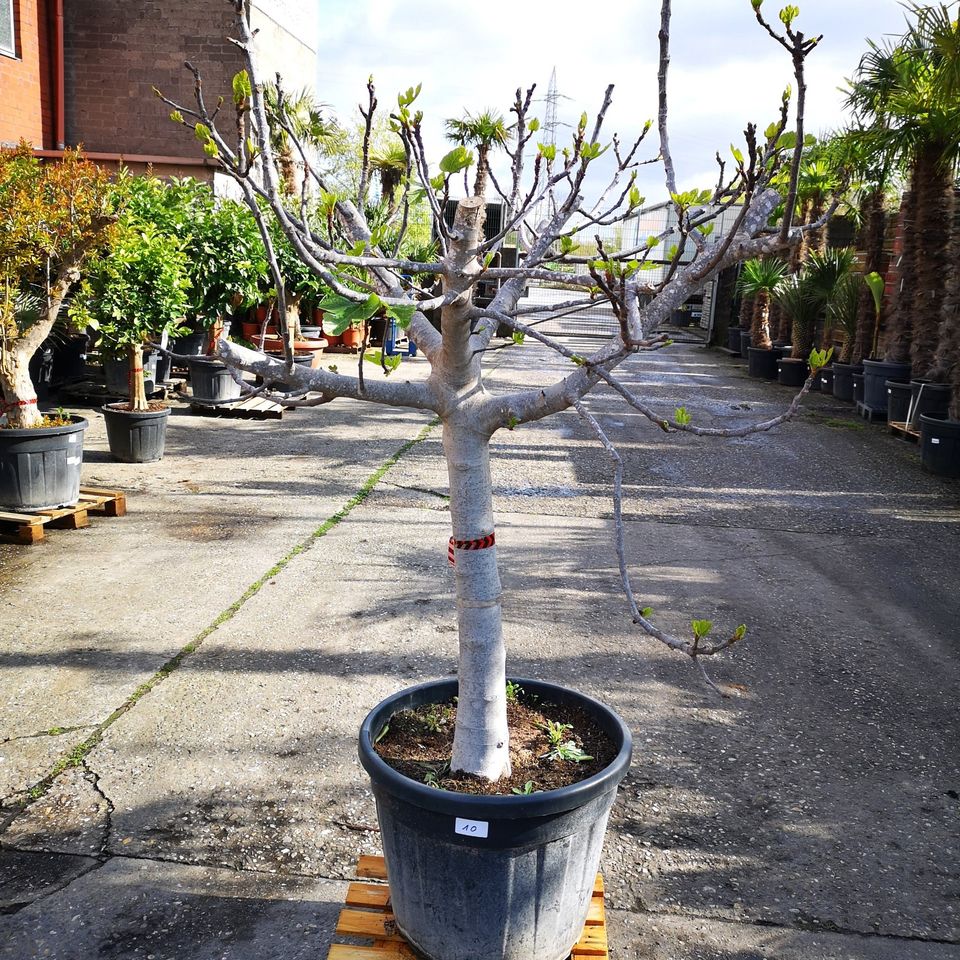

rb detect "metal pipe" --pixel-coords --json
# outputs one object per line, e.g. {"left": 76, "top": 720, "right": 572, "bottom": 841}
{"left": 54, "top": 0, "right": 65, "bottom": 149}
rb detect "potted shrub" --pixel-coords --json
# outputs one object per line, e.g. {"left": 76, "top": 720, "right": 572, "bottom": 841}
{"left": 0, "top": 144, "right": 113, "bottom": 510}
{"left": 161, "top": 1, "right": 830, "bottom": 956}
{"left": 72, "top": 218, "right": 190, "bottom": 462}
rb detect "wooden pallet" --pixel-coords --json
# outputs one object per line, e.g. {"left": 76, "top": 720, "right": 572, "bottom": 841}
{"left": 0, "top": 486, "right": 126, "bottom": 545}
{"left": 327, "top": 855, "right": 608, "bottom": 960}
{"left": 889, "top": 420, "right": 921, "bottom": 443}
{"left": 189, "top": 394, "right": 289, "bottom": 419}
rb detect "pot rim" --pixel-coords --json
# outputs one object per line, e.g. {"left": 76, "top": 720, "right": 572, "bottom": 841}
{"left": 100, "top": 403, "right": 170, "bottom": 417}
{"left": 359, "top": 677, "right": 633, "bottom": 820}
{"left": 0, "top": 414, "right": 88, "bottom": 438}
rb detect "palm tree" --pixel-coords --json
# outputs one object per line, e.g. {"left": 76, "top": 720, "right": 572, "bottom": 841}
{"left": 369, "top": 141, "right": 409, "bottom": 212}
{"left": 738, "top": 258, "right": 788, "bottom": 350}
{"left": 263, "top": 84, "right": 337, "bottom": 196}
{"left": 828, "top": 272, "right": 866, "bottom": 364}
{"left": 774, "top": 274, "right": 820, "bottom": 361}
{"left": 444, "top": 110, "right": 512, "bottom": 197}
{"left": 846, "top": 5, "right": 960, "bottom": 376}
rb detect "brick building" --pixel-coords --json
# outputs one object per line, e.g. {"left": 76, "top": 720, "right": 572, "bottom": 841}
{"left": 1, "top": 0, "right": 318, "bottom": 181}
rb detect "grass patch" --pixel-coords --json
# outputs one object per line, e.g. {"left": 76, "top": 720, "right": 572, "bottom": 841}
{"left": 823, "top": 417, "right": 865, "bottom": 430}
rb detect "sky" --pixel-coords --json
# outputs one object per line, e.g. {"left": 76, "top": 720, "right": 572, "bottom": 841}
{"left": 311, "top": 0, "right": 915, "bottom": 205}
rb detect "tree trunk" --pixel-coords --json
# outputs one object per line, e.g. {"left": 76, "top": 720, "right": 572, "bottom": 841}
{"left": 883, "top": 188, "right": 917, "bottom": 364}
{"left": 0, "top": 344, "right": 43, "bottom": 428}
{"left": 852, "top": 188, "right": 887, "bottom": 364}
{"left": 751, "top": 290, "right": 772, "bottom": 349}
{"left": 909, "top": 144, "right": 954, "bottom": 379}
{"left": 738, "top": 293, "right": 754, "bottom": 330}
{"left": 285, "top": 292, "right": 302, "bottom": 341}
{"left": 934, "top": 188, "right": 960, "bottom": 420}
{"left": 473, "top": 145, "right": 489, "bottom": 199}
{"left": 130, "top": 342, "right": 148, "bottom": 411}
{"left": 445, "top": 419, "right": 511, "bottom": 781}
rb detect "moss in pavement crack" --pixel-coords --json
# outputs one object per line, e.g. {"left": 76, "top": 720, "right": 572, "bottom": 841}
{"left": 16, "top": 419, "right": 439, "bottom": 809}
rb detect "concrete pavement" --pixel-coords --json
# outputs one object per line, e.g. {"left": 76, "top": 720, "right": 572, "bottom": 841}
{"left": 1, "top": 339, "right": 958, "bottom": 959}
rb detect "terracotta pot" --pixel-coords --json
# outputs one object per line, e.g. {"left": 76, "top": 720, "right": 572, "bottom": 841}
{"left": 341, "top": 326, "right": 364, "bottom": 349}
{"left": 241, "top": 321, "right": 279, "bottom": 342}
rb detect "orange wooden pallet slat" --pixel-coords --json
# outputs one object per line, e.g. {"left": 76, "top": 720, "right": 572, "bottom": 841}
{"left": 329, "top": 857, "right": 607, "bottom": 960}
{"left": 346, "top": 882, "right": 392, "bottom": 910}
{"left": 356, "top": 855, "right": 388, "bottom": 880}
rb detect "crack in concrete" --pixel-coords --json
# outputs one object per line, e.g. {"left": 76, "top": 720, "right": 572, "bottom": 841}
{"left": 0, "top": 420, "right": 438, "bottom": 830}
{"left": 1, "top": 725, "right": 95, "bottom": 746}
{"left": 80, "top": 758, "right": 114, "bottom": 856}
{"left": 0, "top": 853, "right": 105, "bottom": 918}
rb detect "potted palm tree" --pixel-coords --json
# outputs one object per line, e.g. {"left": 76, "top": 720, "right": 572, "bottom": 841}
{"left": 72, "top": 219, "right": 190, "bottom": 463}
{"left": 739, "top": 257, "right": 788, "bottom": 378}
{"left": 0, "top": 144, "right": 113, "bottom": 510}
{"left": 847, "top": 5, "right": 960, "bottom": 417}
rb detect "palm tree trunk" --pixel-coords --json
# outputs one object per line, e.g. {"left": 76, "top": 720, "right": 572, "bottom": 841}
{"left": 909, "top": 144, "right": 954, "bottom": 378}
{"left": 751, "top": 291, "right": 772, "bottom": 349}
{"left": 933, "top": 188, "right": 960, "bottom": 418}
{"left": 852, "top": 188, "right": 887, "bottom": 363}
{"left": 883, "top": 185, "right": 918, "bottom": 364}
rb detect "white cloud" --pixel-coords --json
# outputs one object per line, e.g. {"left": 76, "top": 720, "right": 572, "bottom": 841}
{"left": 311, "top": 0, "right": 913, "bottom": 202}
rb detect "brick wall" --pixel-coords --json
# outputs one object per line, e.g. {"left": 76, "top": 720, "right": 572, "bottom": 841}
{"left": 64, "top": 0, "right": 239, "bottom": 156}
{"left": 0, "top": 0, "right": 53, "bottom": 148}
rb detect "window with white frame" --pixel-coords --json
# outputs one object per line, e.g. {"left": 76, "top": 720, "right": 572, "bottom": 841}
{"left": 0, "top": 0, "right": 15, "bottom": 58}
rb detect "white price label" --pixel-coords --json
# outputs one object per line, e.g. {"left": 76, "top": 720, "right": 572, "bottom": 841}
{"left": 931, "top": 438, "right": 940, "bottom": 445}
{"left": 455, "top": 818, "right": 489, "bottom": 838}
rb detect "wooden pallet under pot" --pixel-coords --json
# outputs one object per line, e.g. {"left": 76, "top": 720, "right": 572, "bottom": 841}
{"left": 327, "top": 855, "right": 609, "bottom": 960}
{"left": 0, "top": 486, "right": 126, "bottom": 545}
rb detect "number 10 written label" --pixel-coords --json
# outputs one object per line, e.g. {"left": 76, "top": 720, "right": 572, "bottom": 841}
{"left": 455, "top": 817, "right": 489, "bottom": 838}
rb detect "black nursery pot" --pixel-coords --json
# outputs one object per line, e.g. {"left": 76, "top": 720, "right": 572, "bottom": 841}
{"left": 101, "top": 404, "right": 170, "bottom": 463}
{"left": 920, "top": 415, "right": 960, "bottom": 478}
{"left": 863, "top": 359, "right": 910, "bottom": 417}
{"left": 359, "top": 678, "right": 632, "bottom": 960}
{"left": 726, "top": 327, "right": 742, "bottom": 354}
{"left": 0, "top": 415, "right": 87, "bottom": 511}
{"left": 777, "top": 357, "right": 809, "bottom": 388}
{"left": 833, "top": 363, "right": 862, "bottom": 403}
{"left": 739, "top": 329, "right": 752, "bottom": 359}
{"left": 187, "top": 358, "right": 242, "bottom": 405}
{"left": 819, "top": 366, "right": 835, "bottom": 395}
{"left": 747, "top": 347, "right": 778, "bottom": 379}
{"left": 852, "top": 372, "right": 865, "bottom": 404}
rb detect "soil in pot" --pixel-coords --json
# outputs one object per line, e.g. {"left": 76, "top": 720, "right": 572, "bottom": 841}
{"left": 374, "top": 693, "right": 616, "bottom": 797}
{"left": 101, "top": 402, "right": 170, "bottom": 463}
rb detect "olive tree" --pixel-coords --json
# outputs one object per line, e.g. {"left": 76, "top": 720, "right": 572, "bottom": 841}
{"left": 159, "top": 0, "right": 835, "bottom": 781}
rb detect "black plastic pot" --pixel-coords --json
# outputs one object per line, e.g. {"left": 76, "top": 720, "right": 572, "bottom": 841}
{"left": 777, "top": 357, "right": 809, "bottom": 387}
{"left": 852, "top": 372, "right": 865, "bottom": 404}
{"left": 739, "top": 330, "right": 752, "bottom": 359}
{"left": 359, "top": 678, "right": 632, "bottom": 960}
{"left": 833, "top": 363, "right": 862, "bottom": 402}
{"left": 886, "top": 380, "right": 912, "bottom": 424}
{"left": 747, "top": 347, "right": 778, "bottom": 379}
{"left": 904, "top": 380, "right": 952, "bottom": 425}
{"left": 819, "top": 366, "right": 835, "bottom": 395}
{"left": 101, "top": 404, "right": 170, "bottom": 463}
{"left": 256, "top": 352, "right": 313, "bottom": 395}
{"left": 0, "top": 416, "right": 87, "bottom": 510}
{"left": 726, "top": 327, "right": 742, "bottom": 355}
{"left": 188, "top": 358, "right": 242, "bottom": 405}
{"left": 172, "top": 332, "right": 208, "bottom": 357}
{"left": 920, "top": 415, "right": 960, "bottom": 478}
{"left": 863, "top": 359, "right": 910, "bottom": 418}
{"left": 103, "top": 353, "right": 157, "bottom": 397}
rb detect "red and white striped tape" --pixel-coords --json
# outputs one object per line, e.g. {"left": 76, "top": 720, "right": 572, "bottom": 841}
{"left": 448, "top": 532, "right": 496, "bottom": 566}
